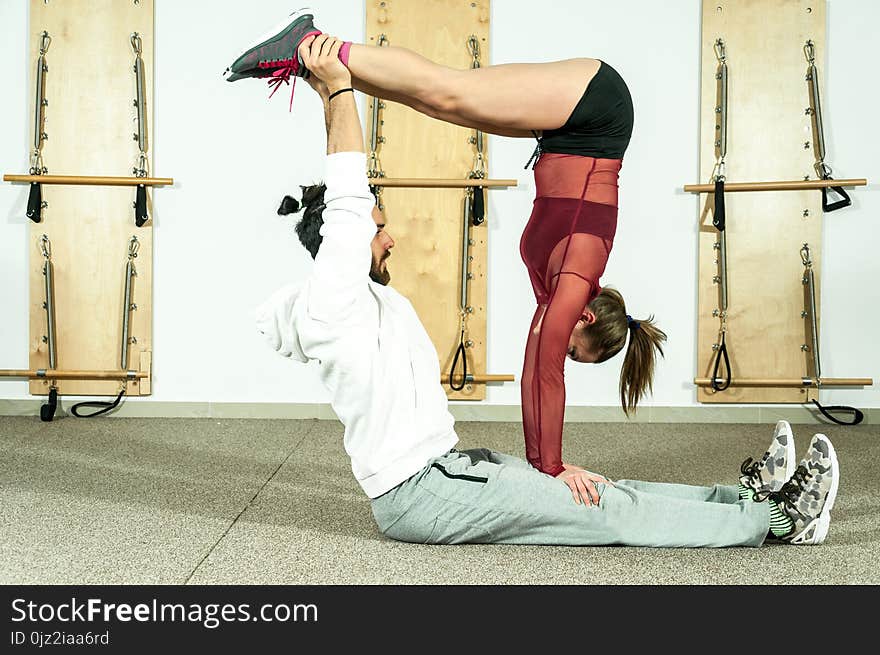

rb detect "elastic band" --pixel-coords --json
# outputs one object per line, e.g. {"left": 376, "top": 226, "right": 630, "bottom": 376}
{"left": 71, "top": 389, "right": 125, "bottom": 418}
{"left": 328, "top": 87, "right": 354, "bottom": 101}
{"left": 810, "top": 398, "right": 864, "bottom": 426}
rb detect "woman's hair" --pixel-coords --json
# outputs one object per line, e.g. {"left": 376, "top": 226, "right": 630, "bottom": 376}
{"left": 586, "top": 287, "right": 667, "bottom": 416}
{"left": 278, "top": 183, "right": 327, "bottom": 260}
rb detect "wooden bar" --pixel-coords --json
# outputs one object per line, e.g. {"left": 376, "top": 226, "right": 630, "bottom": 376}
{"left": 684, "top": 178, "right": 866, "bottom": 193}
{"left": 4, "top": 174, "right": 173, "bottom": 187}
{"left": 0, "top": 369, "right": 149, "bottom": 380}
{"left": 695, "top": 377, "right": 872, "bottom": 388}
{"left": 442, "top": 374, "right": 515, "bottom": 384}
{"left": 371, "top": 177, "right": 516, "bottom": 188}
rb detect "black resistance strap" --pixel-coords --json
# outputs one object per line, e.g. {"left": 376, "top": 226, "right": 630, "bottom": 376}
{"left": 71, "top": 389, "right": 126, "bottom": 418}
{"left": 449, "top": 330, "right": 467, "bottom": 392}
{"left": 713, "top": 178, "right": 726, "bottom": 230}
{"left": 810, "top": 398, "right": 864, "bottom": 426}
{"left": 710, "top": 179, "right": 730, "bottom": 391}
{"left": 711, "top": 332, "right": 731, "bottom": 392}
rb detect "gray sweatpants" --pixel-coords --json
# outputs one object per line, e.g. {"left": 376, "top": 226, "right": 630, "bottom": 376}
{"left": 371, "top": 449, "right": 770, "bottom": 548}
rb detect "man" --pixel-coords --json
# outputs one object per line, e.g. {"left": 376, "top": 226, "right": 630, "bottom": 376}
{"left": 253, "top": 34, "right": 838, "bottom": 547}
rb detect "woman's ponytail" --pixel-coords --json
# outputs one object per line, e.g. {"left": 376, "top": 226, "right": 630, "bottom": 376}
{"left": 619, "top": 316, "right": 667, "bottom": 415}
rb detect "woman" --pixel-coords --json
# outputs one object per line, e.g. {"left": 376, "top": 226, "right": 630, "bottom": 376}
{"left": 226, "top": 11, "right": 666, "bottom": 502}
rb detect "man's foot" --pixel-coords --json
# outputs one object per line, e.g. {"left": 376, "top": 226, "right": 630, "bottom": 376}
{"left": 739, "top": 420, "right": 797, "bottom": 501}
{"left": 771, "top": 433, "right": 839, "bottom": 545}
{"left": 224, "top": 8, "right": 321, "bottom": 82}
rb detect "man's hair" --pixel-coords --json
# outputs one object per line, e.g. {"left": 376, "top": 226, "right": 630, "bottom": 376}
{"left": 278, "top": 183, "right": 327, "bottom": 260}
{"left": 278, "top": 184, "right": 380, "bottom": 259}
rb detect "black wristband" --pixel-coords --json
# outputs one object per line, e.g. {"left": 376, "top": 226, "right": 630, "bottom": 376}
{"left": 328, "top": 87, "right": 354, "bottom": 101}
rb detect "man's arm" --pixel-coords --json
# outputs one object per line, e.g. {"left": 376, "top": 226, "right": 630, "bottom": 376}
{"left": 303, "top": 71, "right": 331, "bottom": 140}
{"left": 298, "top": 35, "right": 375, "bottom": 323}
{"left": 302, "top": 35, "right": 364, "bottom": 154}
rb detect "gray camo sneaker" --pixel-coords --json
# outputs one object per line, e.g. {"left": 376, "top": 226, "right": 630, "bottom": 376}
{"left": 739, "top": 420, "right": 797, "bottom": 501}
{"left": 772, "top": 433, "right": 839, "bottom": 545}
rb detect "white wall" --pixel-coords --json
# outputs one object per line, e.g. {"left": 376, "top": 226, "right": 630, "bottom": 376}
{"left": 1, "top": 0, "right": 877, "bottom": 411}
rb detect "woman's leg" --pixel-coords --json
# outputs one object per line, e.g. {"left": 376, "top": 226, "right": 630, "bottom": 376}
{"left": 344, "top": 44, "right": 602, "bottom": 136}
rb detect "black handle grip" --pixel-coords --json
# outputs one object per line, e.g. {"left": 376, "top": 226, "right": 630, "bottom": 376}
{"left": 448, "top": 332, "right": 468, "bottom": 391}
{"left": 471, "top": 187, "right": 485, "bottom": 225}
{"left": 711, "top": 332, "right": 731, "bottom": 392}
{"left": 822, "top": 184, "right": 851, "bottom": 212}
{"left": 712, "top": 179, "right": 725, "bottom": 231}
{"left": 135, "top": 184, "right": 148, "bottom": 227}
{"left": 40, "top": 387, "right": 58, "bottom": 422}
{"left": 27, "top": 182, "right": 42, "bottom": 223}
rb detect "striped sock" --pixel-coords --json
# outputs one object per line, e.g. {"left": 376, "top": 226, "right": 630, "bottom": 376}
{"left": 767, "top": 498, "right": 794, "bottom": 537}
{"left": 740, "top": 483, "right": 794, "bottom": 537}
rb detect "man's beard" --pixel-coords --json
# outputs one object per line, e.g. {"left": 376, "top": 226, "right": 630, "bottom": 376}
{"left": 369, "top": 255, "right": 391, "bottom": 286}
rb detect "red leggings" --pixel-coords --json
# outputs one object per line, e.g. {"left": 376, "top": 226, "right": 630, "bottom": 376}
{"left": 518, "top": 153, "right": 621, "bottom": 475}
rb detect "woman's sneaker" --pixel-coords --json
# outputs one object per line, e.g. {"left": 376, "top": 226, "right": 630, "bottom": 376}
{"left": 739, "top": 420, "right": 797, "bottom": 501}
{"left": 224, "top": 8, "right": 321, "bottom": 82}
{"left": 772, "top": 433, "right": 839, "bottom": 545}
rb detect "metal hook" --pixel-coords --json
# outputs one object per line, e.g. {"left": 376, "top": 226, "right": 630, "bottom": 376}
{"left": 714, "top": 38, "right": 726, "bottom": 63}
{"left": 131, "top": 32, "right": 142, "bottom": 56}
{"left": 39, "top": 31, "right": 51, "bottom": 55}
{"left": 814, "top": 161, "right": 832, "bottom": 180}
{"left": 467, "top": 35, "right": 480, "bottom": 61}
{"left": 804, "top": 40, "right": 815, "bottom": 65}
{"left": 377, "top": 34, "right": 388, "bottom": 47}
{"left": 800, "top": 243, "right": 812, "bottom": 267}
{"left": 40, "top": 234, "right": 51, "bottom": 259}
{"left": 128, "top": 235, "right": 140, "bottom": 259}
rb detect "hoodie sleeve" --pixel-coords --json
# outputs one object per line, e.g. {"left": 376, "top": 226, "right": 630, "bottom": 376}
{"left": 254, "top": 283, "right": 308, "bottom": 362}
{"left": 307, "top": 151, "right": 377, "bottom": 323}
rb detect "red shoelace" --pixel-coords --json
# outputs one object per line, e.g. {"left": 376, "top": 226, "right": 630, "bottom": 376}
{"left": 260, "top": 59, "right": 299, "bottom": 112}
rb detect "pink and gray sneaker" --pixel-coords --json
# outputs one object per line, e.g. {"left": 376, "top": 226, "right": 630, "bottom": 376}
{"left": 224, "top": 8, "right": 322, "bottom": 108}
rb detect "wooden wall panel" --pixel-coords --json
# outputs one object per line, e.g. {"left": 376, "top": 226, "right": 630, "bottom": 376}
{"left": 366, "top": 0, "right": 491, "bottom": 400}
{"left": 697, "top": 0, "right": 825, "bottom": 403}
{"left": 28, "top": 0, "right": 154, "bottom": 397}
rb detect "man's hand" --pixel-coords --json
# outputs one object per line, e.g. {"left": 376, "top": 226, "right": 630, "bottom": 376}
{"left": 305, "top": 70, "right": 330, "bottom": 102}
{"left": 298, "top": 34, "right": 352, "bottom": 94}
{"left": 557, "top": 463, "right": 614, "bottom": 506}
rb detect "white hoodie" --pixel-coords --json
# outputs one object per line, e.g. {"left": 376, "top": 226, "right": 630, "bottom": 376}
{"left": 255, "top": 152, "right": 458, "bottom": 498}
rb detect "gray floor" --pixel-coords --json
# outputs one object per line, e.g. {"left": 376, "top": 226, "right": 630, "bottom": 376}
{"left": 1, "top": 416, "right": 877, "bottom": 585}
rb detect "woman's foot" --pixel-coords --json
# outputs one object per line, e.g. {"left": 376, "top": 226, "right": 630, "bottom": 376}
{"left": 224, "top": 8, "right": 322, "bottom": 82}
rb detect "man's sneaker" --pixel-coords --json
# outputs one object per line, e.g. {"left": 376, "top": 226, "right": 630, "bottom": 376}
{"left": 772, "top": 433, "right": 839, "bottom": 545}
{"left": 225, "top": 8, "right": 321, "bottom": 82}
{"left": 739, "top": 420, "right": 797, "bottom": 501}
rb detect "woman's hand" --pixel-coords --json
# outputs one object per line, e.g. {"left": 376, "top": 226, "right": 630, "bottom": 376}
{"left": 298, "top": 34, "right": 352, "bottom": 94}
{"left": 557, "top": 463, "right": 614, "bottom": 506}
